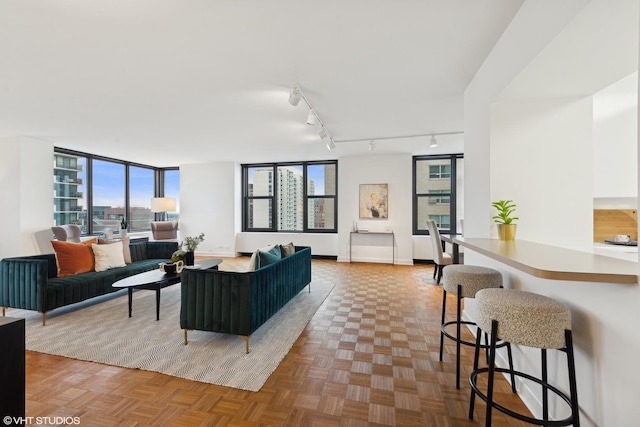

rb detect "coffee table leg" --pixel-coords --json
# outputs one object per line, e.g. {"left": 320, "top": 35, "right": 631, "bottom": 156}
{"left": 156, "top": 288, "right": 161, "bottom": 321}
{"left": 128, "top": 288, "right": 133, "bottom": 317}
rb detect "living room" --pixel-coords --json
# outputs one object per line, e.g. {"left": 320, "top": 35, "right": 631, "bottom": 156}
{"left": 1, "top": 1, "right": 640, "bottom": 426}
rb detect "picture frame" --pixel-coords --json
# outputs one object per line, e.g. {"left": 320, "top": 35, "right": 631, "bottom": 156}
{"left": 359, "top": 183, "right": 388, "bottom": 219}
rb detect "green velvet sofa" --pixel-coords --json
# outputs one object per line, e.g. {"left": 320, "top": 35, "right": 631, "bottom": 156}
{"left": 0, "top": 241, "right": 178, "bottom": 325}
{"left": 180, "top": 246, "right": 312, "bottom": 353}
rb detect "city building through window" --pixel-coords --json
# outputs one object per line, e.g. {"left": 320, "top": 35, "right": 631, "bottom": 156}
{"left": 413, "top": 154, "right": 463, "bottom": 235}
{"left": 243, "top": 161, "right": 337, "bottom": 233}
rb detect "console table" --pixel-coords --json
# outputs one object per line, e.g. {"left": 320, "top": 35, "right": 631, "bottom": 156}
{"left": 349, "top": 231, "right": 395, "bottom": 264}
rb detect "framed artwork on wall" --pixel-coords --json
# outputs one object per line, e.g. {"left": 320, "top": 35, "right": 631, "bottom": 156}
{"left": 359, "top": 183, "right": 388, "bottom": 219}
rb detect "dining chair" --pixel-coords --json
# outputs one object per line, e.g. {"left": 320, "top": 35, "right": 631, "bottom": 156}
{"left": 427, "top": 220, "right": 453, "bottom": 284}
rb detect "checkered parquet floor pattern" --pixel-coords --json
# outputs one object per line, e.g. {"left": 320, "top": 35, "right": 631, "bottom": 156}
{"left": 24, "top": 259, "right": 531, "bottom": 426}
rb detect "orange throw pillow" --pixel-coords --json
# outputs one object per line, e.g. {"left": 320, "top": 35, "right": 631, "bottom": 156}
{"left": 52, "top": 238, "right": 98, "bottom": 277}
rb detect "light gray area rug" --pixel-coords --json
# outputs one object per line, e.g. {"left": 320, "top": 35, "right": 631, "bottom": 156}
{"left": 11, "top": 276, "right": 334, "bottom": 392}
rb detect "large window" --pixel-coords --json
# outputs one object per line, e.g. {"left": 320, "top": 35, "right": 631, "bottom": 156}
{"left": 93, "top": 160, "right": 126, "bottom": 235}
{"left": 413, "top": 154, "right": 463, "bottom": 235}
{"left": 243, "top": 161, "right": 337, "bottom": 233}
{"left": 53, "top": 148, "right": 178, "bottom": 235}
{"left": 54, "top": 153, "right": 87, "bottom": 232}
{"left": 164, "top": 169, "right": 180, "bottom": 222}
{"left": 129, "top": 166, "right": 155, "bottom": 232}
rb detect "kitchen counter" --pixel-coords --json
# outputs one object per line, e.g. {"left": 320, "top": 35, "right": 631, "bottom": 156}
{"left": 449, "top": 237, "right": 638, "bottom": 284}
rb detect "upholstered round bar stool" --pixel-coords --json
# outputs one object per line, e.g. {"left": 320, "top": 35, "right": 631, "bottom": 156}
{"left": 469, "top": 288, "right": 580, "bottom": 427}
{"left": 440, "top": 265, "right": 514, "bottom": 389}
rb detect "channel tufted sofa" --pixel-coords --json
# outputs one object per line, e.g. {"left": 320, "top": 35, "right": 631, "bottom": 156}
{"left": 180, "top": 246, "right": 312, "bottom": 353}
{"left": 0, "top": 241, "right": 178, "bottom": 325}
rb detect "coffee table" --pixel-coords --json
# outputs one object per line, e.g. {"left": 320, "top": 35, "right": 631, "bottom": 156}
{"left": 112, "top": 259, "right": 222, "bottom": 320}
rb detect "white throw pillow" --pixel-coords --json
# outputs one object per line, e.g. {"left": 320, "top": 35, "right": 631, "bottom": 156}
{"left": 92, "top": 242, "right": 126, "bottom": 272}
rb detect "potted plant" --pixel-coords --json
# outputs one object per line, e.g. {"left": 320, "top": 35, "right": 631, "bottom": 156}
{"left": 492, "top": 199, "right": 519, "bottom": 241}
{"left": 120, "top": 217, "right": 128, "bottom": 238}
{"left": 183, "top": 233, "right": 205, "bottom": 266}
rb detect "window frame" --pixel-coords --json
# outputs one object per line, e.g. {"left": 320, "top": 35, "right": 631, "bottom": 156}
{"left": 54, "top": 147, "right": 178, "bottom": 235}
{"left": 413, "top": 153, "right": 463, "bottom": 236}
{"left": 242, "top": 160, "right": 338, "bottom": 233}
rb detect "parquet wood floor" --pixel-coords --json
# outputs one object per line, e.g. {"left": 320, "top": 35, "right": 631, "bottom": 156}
{"left": 24, "top": 259, "right": 532, "bottom": 426}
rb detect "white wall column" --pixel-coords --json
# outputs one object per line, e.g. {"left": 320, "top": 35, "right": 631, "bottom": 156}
{"left": 0, "top": 137, "right": 54, "bottom": 258}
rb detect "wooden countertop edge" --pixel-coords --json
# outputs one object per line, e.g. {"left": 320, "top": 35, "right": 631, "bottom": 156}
{"left": 452, "top": 237, "right": 638, "bottom": 285}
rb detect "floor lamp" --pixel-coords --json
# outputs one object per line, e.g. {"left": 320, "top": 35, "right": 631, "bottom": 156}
{"left": 151, "top": 197, "right": 176, "bottom": 221}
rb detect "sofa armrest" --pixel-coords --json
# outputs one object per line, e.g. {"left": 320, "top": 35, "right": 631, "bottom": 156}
{"left": 0, "top": 257, "right": 50, "bottom": 312}
{"left": 180, "top": 270, "right": 253, "bottom": 335}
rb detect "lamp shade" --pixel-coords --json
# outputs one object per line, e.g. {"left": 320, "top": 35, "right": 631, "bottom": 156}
{"left": 150, "top": 197, "right": 176, "bottom": 213}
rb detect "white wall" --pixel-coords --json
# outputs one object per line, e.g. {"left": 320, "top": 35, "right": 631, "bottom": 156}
{"left": 338, "top": 154, "right": 413, "bottom": 264}
{"left": 179, "top": 161, "right": 241, "bottom": 257}
{"left": 235, "top": 232, "right": 338, "bottom": 256}
{"left": 491, "top": 98, "right": 594, "bottom": 248}
{"left": 0, "top": 137, "right": 55, "bottom": 258}
{"left": 593, "top": 72, "right": 638, "bottom": 201}
{"left": 464, "top": 0, "right": 591, "bottom": 239}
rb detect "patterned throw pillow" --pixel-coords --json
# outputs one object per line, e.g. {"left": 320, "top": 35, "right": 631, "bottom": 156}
{"left": 51, "top": 238, "right": 98, "bottom": 277}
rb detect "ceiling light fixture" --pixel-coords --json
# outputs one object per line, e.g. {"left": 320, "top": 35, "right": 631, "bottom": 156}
{"left": 289, "top": 83, "right": 302, "bottom": 106}
{"left": 319, "top": 127, "right": 335, "bottom": 150}
{"left": 306, "top": 110, "right": 317, "bottom": 126}
{"left": 289, "top": 82, "right": 335, "bottom": 151}
{"left": 429, "top": 135, "right": 438, "bottom": 148}
{"left": 369, "top": 141, "right": 376, "bottom": 152}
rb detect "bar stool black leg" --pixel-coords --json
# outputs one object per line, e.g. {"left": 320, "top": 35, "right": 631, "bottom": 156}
{"left": 468, "top": 328, "right": 482, "bottom": 420}
{"left": 485, "top": 319, "right": 499, "bottom": 427}
{"left": 566, "top": 330, "right": 581, "bottom": 427}
{"left": 542, "top": 348, "right": 549, "bottom": 422}
{"left": 456, "top": 284, "right": 462, "bottom": 389}
{"left": 506, "top": 342, "right": 516, "bottom": 393}
{"left": 484, "top": 332, "right": 489, "bottom": 364}
{"left": 439, "top": 290, "right": 447, "bottom": 362}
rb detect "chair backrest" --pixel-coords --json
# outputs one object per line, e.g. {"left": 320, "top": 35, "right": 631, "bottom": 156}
{"left": 51, "top": 224, "right": 82, "bottom": 243}
{"left": 427, "top": 220, "right": 445, "bottom": 264}
{"left": 151, "top": 221, "right": 179, "bottom": 240}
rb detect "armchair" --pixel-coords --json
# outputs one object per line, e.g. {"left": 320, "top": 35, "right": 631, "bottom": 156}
{"left": 151, "top": 221, "right": 179, "bottom": 241}
{"left": 51, "top": 225, "right": 82, "bottom": 243}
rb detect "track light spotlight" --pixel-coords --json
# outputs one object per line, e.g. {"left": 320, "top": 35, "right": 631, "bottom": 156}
{"left": 319, "top": 128, "right": 335, "bottom": 150}
{"left": 306, "top": 110, "right": 317, "bottom": 126}
{"left": 429, "top": 135, "right": 438, "bottom": 148}
{"left": 289, "top": 83, "right": 301, "bottom": 106}
{"left": 369, "top": 141, "right": 376, "bottom": 152}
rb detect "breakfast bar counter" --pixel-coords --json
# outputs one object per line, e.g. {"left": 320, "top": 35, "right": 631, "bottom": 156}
{"left": 455, "top": 236, "right": 640, "bottom": 425}
{"left": 447, "top": 237, "right": 638, "bottom": 285}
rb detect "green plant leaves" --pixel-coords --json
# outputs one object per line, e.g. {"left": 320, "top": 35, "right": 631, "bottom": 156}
{"left": 491, "top": 199, "right": 518, "bottom": 224}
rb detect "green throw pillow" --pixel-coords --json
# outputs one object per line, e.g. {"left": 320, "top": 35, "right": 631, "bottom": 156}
{"left": 280, "top": 242, "right": 295, "bottom": 258}
{"left": 257, "top": 245, "right": 281, "bottom": 269}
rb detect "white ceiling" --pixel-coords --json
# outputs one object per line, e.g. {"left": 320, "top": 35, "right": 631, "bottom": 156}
{"left": 0, "top": 0, "right": 523, "bottom": 167}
